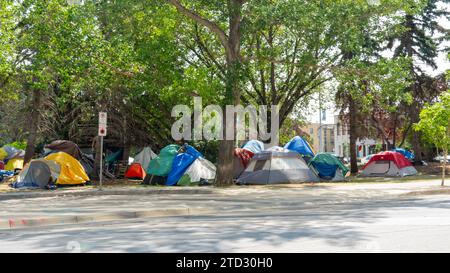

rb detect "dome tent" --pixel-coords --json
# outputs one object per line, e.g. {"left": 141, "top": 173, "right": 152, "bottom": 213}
{"left": 178, "top": 157, "right": 216, "bottom": 186}
{"left": 133, "top": 147, "right": 157, "bottom": 170}
{"left": 309, "top": 153, "right": 349, "bottom": 181}
{"left": 12, "top": 160, "right": 54, "bottom": 189}
{"left": 125, "top": 163, "right": 146, "bottom": 180}
{"left": 360, "top": 151, "right": 417, "bottom": 177}
{"left": 45, "top": 152, "right": 90, "bottom": 185}
{"left": 237, "top": 147, "right": 319, "bottom": 185}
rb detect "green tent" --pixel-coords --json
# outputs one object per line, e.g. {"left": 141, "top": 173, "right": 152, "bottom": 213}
{"left": 308, "top": 153, "right": 349, "bottom": 181}
{"left": 146, "top": 144, "right": 180, "bottom": 177}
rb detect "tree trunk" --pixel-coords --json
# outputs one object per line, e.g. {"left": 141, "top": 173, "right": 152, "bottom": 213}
{"left": 349, "top": 96, "right": 358, "bottom": 174}
{"left": 24, "top": 89, "right": 42, "bottom": 164}
{"left": 214, "top": 0, "right": 242, "bottom": 186}
{"left": 442, "top": 148, "right": 447, "bottom": 187}
{"left": 93, "top": 136, "right": 101, "bottom": 181}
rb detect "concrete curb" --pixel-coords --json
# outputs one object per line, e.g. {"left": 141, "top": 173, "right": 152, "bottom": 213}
{"left": 0, "top": 187, "right": 214, "bottom": 201}
{"left": 0, "top": 207, "right": 218, "bottom": 230}
{"left": 402, "top": 187, "right": 450, "bottom": 196}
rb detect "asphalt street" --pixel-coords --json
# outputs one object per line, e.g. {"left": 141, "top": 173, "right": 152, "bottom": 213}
{"left": 1, "top": 181, "right": 450, "bottom": 252}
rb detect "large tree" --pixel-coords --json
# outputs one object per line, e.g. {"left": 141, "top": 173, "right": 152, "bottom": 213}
{"left": 166, "top": 0, "right": 245, "bottom": 186}
{"left": 388, "top": 0, "right": 450, "bottom": 161}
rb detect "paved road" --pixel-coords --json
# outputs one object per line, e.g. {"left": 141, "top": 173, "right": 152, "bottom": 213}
{"left": 1, "top": 181, "right": 450, "bottom": 252}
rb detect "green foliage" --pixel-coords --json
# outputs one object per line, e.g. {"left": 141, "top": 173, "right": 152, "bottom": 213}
{"left": 415, "top": 91, "right": 450, "bottom": 152}
{"left": 7, "top": 141, "right": 27, "bottom": 150}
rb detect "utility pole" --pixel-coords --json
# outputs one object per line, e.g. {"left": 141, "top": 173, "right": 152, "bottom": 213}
{"left": 318, "top": 91, "right": 322, "bottom": 153}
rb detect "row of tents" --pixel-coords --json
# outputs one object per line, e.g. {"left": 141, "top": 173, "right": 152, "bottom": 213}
{"left": 6, "top": 136, "right": 419, "bottom": 189}
{"left": 119, "top": 136, "right": 350, "bottom": 186}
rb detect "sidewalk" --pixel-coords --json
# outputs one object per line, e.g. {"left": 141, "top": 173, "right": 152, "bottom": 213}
{"left": 1, "top": 179, "right": 450, "bottom": 231}
{"left": 0, "top": 185, "right": 214, "bottom": 201}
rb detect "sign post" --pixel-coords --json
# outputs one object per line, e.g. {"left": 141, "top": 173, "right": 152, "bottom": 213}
{"left": 98, "top": 112, "right": 107, "bottom": 191}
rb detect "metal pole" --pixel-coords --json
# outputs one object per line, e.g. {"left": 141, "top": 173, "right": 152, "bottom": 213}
{"left": 99, "top": 136, "right": 103, "bottom": 191}
{"left": 319, "top": 92, "right": 322, "bottom": 153}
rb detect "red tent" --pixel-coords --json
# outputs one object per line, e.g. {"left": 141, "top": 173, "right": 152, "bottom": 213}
{"left": 0, "top": 161, "right": 4, "bottom": 170}
{"left": 125, "top": 163, "right": 146, "bottom": 180}
{"left": 362, "top": 151, "right": 412, "bottom": 170}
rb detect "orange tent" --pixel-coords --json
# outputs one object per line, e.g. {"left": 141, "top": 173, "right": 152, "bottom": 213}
{"left": 125, "top": 163, "right": 146, "bottom": 180}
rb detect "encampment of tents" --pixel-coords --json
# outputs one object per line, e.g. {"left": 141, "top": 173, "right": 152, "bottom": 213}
{"left": 237, "top": 148, "right": 319, "bottom": 185}
{"left": 284, "top": 136, "right": 315, "bottom": 158}
{"left": 45, "top": 152, "right": 90, "bottom": 185}
{"left": 360, "top": 151, "right": 418, "bottom": 177}
{"left": 309, "top": 153, "right": 349, "bottom": 181}
{"left": 125, "top": 163, "right": 146, "bottom": 180}
{"left": 133, "top": 147, "right": 157, "bottom": 170}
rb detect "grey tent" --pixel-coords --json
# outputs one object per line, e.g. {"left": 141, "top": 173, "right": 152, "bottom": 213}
{"left": 133, "top": 147, "right": 157, "bottom": 170}
{"left": 12, "top": 160, "right": 60, "bottom": 189}
{"left": 237, "top": 148, "right": 319, "bottom": 185}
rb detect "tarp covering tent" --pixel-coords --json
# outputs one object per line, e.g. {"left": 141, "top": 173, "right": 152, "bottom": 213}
{"left": 178, "top": 157, "right": 216, "bottom": 186}
{"left": 2, "top": 146, "right": 24, "bottom": 160}
{"left": 12, "top": 161, "right": 54, "bottom": 189}
{"left": 5, "top": 158, "right": 24, "bottom": 171}
{"left": 133, "top": 147, "right": 157, "bottom": 170}
{"left": 106, "top": 149, "right": 123, "bottom": 165}
{"left": 392, "top": 148, "right": 415, "bottom": 160}
{"left": 233, "top": 148, "right": 255, "bottom": 179}
{"left": 242, "top": 140, "right": 264, "bottom": 154}
{"left": 284, "top": 136, "right": 315, "bottom": 158}
{"left": 237, "top": 148, "right": 319, "bottom": 185}
{"left": 309, "top": 153, "right": 349, "bottom": 181}
{"left": 45, "top": 152, "right": 90, "bottom": 185}
{"left": 360, "top": 151, "right": 418, "bottom": 177}
{"left": 45, "top": 140, "right": 82, "bottom": 160}
{"left": 125, "top": 163, "right": 146, "bottom": 180}
{"left": 147, "top": 144, "right": 180, "bottom": 177}
{"left": 166, "top": 145, "right": 202, "bottom": 186}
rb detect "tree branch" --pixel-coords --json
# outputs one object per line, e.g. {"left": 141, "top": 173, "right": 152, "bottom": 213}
{"left": 167, "top": 0, "right": 230, "bottom": 53}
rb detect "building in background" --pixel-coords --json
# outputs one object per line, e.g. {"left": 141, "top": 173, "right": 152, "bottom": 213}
{"left": 334, "top": 115, "right": 379, "bottom": 159}
{"left": 300, "top": 123, "right": 335, "bottom": 153}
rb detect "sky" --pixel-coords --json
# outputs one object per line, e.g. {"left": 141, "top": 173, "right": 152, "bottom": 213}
{"left": 306, "top": 12, "right": 450, "bottom": 125}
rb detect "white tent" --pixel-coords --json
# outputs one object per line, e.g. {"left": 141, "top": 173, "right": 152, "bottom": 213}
{"left": 178, "top": 157, "right": 216, "bottom": 186}
{"left": 133, "top": 147, "right": 157, "bottom": 170}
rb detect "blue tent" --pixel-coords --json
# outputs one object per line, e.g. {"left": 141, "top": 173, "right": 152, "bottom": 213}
{"left": 242, "top": 140, "right": 264, "bottom": 154}
{"left": 392, "top": 148, "right": 415, "bottom": 160}
{"left": 166, "top": 145, "right": 202, "bottom": 186}
{"left": 284, "top": 136, "right": 315, "bottom": 158}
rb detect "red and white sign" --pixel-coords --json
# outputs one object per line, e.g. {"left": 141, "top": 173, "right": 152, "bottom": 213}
{"left": 99, "top": 112, "right": 107, "bottom": 136}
